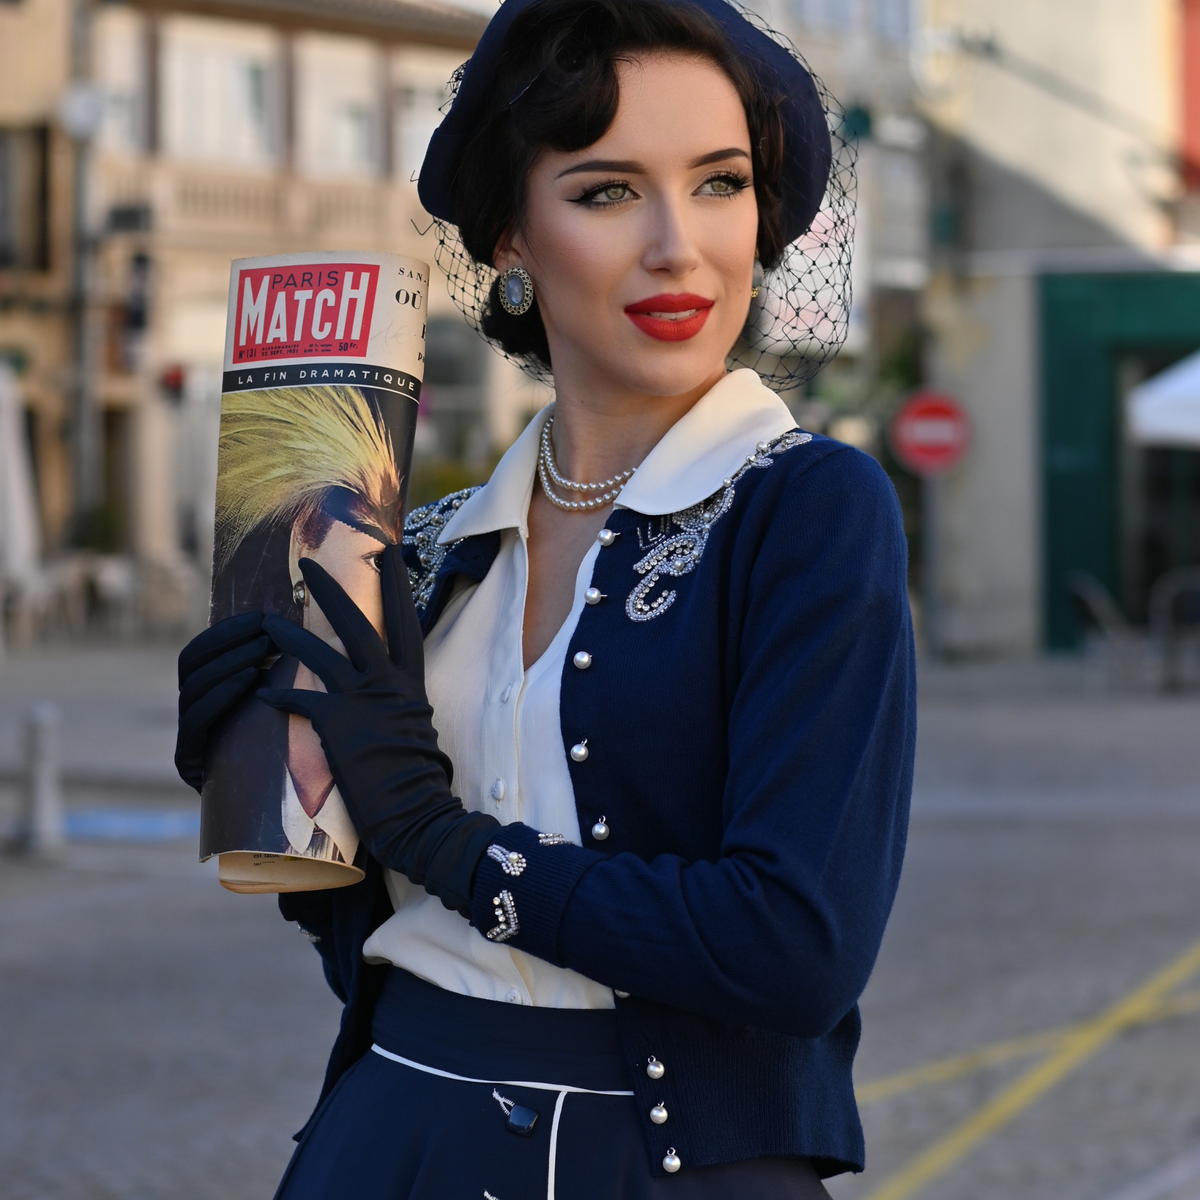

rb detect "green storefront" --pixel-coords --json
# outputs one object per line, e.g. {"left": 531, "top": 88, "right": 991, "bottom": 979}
{"left": 1042, "top": 272, "right": 1200, "bottom": 648}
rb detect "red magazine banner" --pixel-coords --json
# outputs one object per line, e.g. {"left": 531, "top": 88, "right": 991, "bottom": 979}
{"left": 232, "top": 262, "right": 381, "bottom": 363}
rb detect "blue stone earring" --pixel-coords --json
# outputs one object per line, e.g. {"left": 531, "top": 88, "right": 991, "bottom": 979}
{"left": 498, "top": 265, "right": 535, "bottom": 316}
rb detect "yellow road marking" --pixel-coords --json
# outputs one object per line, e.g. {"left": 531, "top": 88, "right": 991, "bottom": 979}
{"left": 861, "top": 938, "right": 1200, "bottom": 1200}
{"left": 856, "top": 987, "right": 1200, "bottom": 1104}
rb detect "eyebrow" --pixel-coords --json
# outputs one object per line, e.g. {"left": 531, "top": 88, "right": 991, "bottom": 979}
{"left": 555, "top": 147, "right": 751, "bottom": 179}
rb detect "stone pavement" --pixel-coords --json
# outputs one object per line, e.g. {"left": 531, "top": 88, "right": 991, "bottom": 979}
{"left": 1, "top": 646, "right": 1199, "bottom": 1199}
{"left": 831, "top": 662, "right": 1200, "bottom": 1200}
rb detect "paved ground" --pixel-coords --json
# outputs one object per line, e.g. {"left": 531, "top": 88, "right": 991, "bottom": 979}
{"left": 1, "top": 646, "right": 1200, "bottom": 1199}
{"left": 831, "top": 664, "right": 1200, "bottom": 1200}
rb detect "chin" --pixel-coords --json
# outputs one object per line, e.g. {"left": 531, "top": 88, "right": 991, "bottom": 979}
{"left": 602, "top": 338, "right": 733, "bottom": 398}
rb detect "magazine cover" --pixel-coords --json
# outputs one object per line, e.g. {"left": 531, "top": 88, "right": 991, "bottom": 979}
{"left": 200, "top": 251, "right": 428, "bottom": 893}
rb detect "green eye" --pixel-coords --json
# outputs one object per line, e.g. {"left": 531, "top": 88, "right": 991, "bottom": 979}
{"left": 602, "top": 184, "right": 628, "bottom": 201}
{"left": 710, "top": 178, "right": 733, "bottom": 193}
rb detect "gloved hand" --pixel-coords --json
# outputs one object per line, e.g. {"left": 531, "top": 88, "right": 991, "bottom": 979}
{"left": 257, "top": 546, "right": 499, "bottom": 917}
{"left": 175, "top": 612, "right": 271, "bottom": 792}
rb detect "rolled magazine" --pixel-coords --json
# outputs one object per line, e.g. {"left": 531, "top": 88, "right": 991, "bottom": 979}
{"left": 201, "top": 251, "right": 427, "bottom": 893}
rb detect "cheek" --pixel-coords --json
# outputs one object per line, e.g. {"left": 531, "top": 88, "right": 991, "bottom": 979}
{"left": 525, "top": 204, "right": 633, "bottom": 312}
{"left": 338, "top": 563, "right": 385, "bottom": 634}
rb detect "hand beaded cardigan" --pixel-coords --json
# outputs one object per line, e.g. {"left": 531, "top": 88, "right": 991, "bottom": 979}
{"left": 280, "top": 429, "right": 916, "bottom": 1179}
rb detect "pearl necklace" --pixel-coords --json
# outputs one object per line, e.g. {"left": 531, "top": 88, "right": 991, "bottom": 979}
{"left": 537, "top": 416, "right": 636, "bottom": 511}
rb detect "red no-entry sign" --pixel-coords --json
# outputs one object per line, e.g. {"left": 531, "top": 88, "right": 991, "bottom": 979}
{"left": 889, "top": 391, "right": 971, "bottom": 476}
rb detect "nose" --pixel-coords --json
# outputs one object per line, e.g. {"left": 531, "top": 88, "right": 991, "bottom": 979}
{"left": 639, "top": 192, "right": 703, "bottom": 277}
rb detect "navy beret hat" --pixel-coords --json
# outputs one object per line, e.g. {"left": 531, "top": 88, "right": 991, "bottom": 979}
{"left": 417, "top": 0, "right": 833, "bottom": 247}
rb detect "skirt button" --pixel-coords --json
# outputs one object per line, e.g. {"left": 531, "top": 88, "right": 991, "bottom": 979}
{"left": 663, "top": 1150, "right": 681, "bottom": 1173}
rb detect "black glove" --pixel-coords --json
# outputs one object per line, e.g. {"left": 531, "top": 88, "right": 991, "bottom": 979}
{"left": 257, "top": 546, "right": 499, "bottom": 917}
{"left": 175, "top": 612, "right": 271, "bottom": 792}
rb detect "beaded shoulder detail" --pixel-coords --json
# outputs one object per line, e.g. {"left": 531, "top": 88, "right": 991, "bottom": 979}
{"left": 403, "top": 486, "right": 482, "bottom": 612}
{"left": 626, "top": 430, "right": 813, "bottom": 623}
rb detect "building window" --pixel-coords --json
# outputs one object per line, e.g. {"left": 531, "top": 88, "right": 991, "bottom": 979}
{"left": 394, "top": 84, "right": 447, "bottom": 185}
{"left": 0, "top": 127, "right": 49, "bottom": 271}
{"left": 874, "top": 0, "right": 909, "bottom": 43}
{"left": 296, "top": 35, "right": 383, "bottom": 179}
{"left": 792, "top": 0, "right": 855, "bottom": 34}
{"left": 161, "top": 16, "right": 281, "bottom": 167}
{"left": 95, "top": 6, "right": 147, "bottom": 154}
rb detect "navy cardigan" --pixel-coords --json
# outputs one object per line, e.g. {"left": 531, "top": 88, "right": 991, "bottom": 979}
{"left": 280, "top": 430, "right": 916, "bottom": 1178}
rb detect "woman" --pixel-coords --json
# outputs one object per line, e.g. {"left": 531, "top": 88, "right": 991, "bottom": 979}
{"left": 186, "top": 384, "right": 402, "bottom": 872}
{"left": 177, "top": 0, "right": 915, "bottom": 1195}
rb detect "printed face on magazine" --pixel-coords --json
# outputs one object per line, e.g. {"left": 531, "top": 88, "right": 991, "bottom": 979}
{"left": 289, "top": 519, "right": 387, "bottom": 653}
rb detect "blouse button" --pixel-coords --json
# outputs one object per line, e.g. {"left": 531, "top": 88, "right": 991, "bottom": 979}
{"left": 500, "top": 684, "right": 513, "bottom": 704}
{"left": 646, "top": 1057, "right": 665, "bottom": 1080}
{"left": 505, "top": 988, "right": 523, "bottom": 1004}
{"left": 585, "top": 588, "right": 605, "bottom": 605}
{"left": 663, "top": 1150, "right": 681, "bottom": 1173}
{"left": 570, "top": 741, "right": 589, "bottom": 762}
{"left": 591, "top": 816, "right": 609, "bottom": 841}
{"left": 650, "top": 1103, "right": 668, "bottom": 1125}
{"left": 573, "top": 651, "right": 593, "bottom": 670}
{"left": 613, "top": 989, "right": 630, "bottom": 999}
{"left": 597, "top": 529, "right": 618, "bottom": 547}
{"left": 489, "top": 778, "right": 505, "bottom": 802}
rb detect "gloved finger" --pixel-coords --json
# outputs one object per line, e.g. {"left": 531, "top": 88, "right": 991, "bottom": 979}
{"left": 380, "top": 545, "right": 425, "bottom": 673}
{"left": 178, "top": 612, "right": 265, "bottom": 687}
{"left": 179, "top": 635, "right": 270, "bottom": 717}
{"left": 256, "top": 687, "right": 323, "bottom": 720}
{"left": 173, "top": 742, "right": 204, "bottom": 793}
{"left": 178, "top": 666, "right": 260, "bottom": 746}
{"left": 174, "top": 666, "right": 260, "bottom": 792}
{"left": 263, "top": 616, "right": 354, "bottom": 693}
{"left": 298, "top": 558, "right": 383, "bottom": 674}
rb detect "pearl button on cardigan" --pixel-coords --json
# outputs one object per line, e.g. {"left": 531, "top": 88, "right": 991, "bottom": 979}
{"left": 281, "top": 371, "right": 916, "bottom": 1180}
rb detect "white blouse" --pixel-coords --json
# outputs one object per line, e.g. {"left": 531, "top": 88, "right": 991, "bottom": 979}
{"left": 362, "top": 370, "right": 798, "bottom": 1009}
{"left": 362, "top": 426, "right": 614, "bottom": 1007}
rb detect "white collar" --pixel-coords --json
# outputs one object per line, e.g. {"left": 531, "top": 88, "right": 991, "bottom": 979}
{"left": 282, "top": 771, "right": 360, "bottom": 865}
{"left": 437, "top": 369, "right": 796, "bottom": 543}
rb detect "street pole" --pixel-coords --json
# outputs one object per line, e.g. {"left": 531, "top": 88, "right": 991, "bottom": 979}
{"left": 19, "top": 702, "right": 65, "bottom": 860}
{"left": 65, "top": 0, "right": 103, "bottom": 537}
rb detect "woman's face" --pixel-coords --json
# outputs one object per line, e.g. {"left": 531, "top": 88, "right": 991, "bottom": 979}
{"left": 497, "top": 52, "right": 759, "bottom": 399}
{"left": 289, "top": 520, "right": 386, "bottom": 652}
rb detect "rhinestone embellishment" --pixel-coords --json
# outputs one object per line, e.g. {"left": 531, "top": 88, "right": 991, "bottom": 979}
{"left": 486, "top": 890, "right": 519, "bottom": 942}
{"left": 402, "top": 486, "right": 481, "bottom": 612}
{"left": 486, "top": 844, "right": 527, "bottom": 876}
{"left": 538, "top": 832, "right": 569, "bottom": 846}
{"left": 625, "top": 431, "right": 812, "bottom": 623}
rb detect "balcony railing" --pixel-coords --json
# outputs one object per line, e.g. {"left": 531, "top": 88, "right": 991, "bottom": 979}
{"left": 93, "top": 157, "right": 425, "bottom": 246}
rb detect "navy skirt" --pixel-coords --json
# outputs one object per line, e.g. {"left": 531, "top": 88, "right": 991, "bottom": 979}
{"left": 275, "top": 968, "right": 833, "bottom": 1199}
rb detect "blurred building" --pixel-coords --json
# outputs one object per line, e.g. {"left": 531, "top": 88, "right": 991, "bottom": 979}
{"left": 0, "top": 0, "right": 558, "bottom": 628}
{"left": 775, "top": 0, "right": 930, "bottom": 356}
{"left": 913, "top": 0, "right": 1200, "bottom": 655}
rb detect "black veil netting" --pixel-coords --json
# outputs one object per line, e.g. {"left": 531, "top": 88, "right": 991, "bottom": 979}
{"left": 428, "top": 2, "right": 857, "bottom": 394}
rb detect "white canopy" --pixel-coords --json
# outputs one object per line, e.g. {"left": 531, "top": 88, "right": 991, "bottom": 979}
{"left": 1128, "top": 350, "right": 1200, "bottom": 448}
{"left": 0, "top": 362, "right": 42, "bottom": 589}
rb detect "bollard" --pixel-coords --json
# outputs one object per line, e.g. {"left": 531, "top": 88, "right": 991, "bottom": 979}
{"left": 19, "top": 702, "right": 64, "bottom": 860}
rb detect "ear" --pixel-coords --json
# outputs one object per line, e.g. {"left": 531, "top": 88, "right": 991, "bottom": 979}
{"left": 492, "top": 226, "right": 530, "bottom": 274}
{"left": 287, "top": 524, "right": 304, "bottom": 587}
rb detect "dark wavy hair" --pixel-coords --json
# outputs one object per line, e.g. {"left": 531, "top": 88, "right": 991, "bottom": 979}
{"left": 450, "top": 0, "right": 787, "bottom": 371}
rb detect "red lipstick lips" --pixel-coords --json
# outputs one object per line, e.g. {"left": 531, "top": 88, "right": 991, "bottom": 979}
{"left": 624, "top": 293, "right": 715, "bottom": 342}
